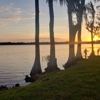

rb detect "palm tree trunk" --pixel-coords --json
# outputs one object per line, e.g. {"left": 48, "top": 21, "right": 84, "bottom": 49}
{"left": 45, "top": 0, "right": 59, "bottom": 72}
{"left": 90, "top": 22, "right": 95, "bottom": 57}
{"left": 90, "top": 12, "right": 95, "bottom": 57}
{"left": 76, "top": 26, "right": 82, "bottom": 60}
{"left": 64, "top": 0, "right": 77, "bottom": 69}
{"left": 76, "top": 0, "right": 85, "bottom": 60}
{"left": 30, "top": 0, "right": 42, "bottom": 76}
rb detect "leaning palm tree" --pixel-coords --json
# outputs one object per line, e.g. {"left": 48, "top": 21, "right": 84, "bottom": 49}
{"left": 30, "top": 0, "right": 42, "bottom": 76}
{"left": 65, "top": 0, "right": 78, "bottom": 68}
{"left": 59, "top": 0, "right": 85, "bottom": 68}
{"left": 45, "top": 0, "right": 59, "bottom": 72}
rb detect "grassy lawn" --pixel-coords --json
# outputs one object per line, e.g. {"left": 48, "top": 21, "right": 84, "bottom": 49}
{"left": 0, "top": 56, "right": 100, "bottom": 100}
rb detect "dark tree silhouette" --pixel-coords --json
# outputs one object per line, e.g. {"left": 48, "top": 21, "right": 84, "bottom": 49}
{"left": 59, "top": 0, "right": 85, "bottom": 68}
{"left": 45, "top": 0, "right": 59, "bottom": 72}
{"left": 75, "top": 0, "right": 85, "bottom": 61}
{"left": 85, "top": 2, "right": 95, "bottom": 57}
{"left": 64, "top": 0, "right": 78, "bottom": 68}
{"left": 30, "top": 0, "right": 42, "bottom": 76}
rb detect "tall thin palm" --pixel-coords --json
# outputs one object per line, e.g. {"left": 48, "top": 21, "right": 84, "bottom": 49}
{"left": 45, "top": 0, "right": 59, "bottom": 72}
{"left": 30, "top": 0, "right": 42, "bottom": 76}
{"left": 76, "top": 0, "right": 85, "bottom": 60}
{"left": 65, "top": 0, "right": 78, "bottom": 68}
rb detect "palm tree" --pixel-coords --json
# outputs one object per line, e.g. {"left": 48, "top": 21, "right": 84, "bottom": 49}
{"left": 75, "top": 0, "right": 85, "bottom": 60}
{"left": 64, "top": 0, "right": 78, "bottom": 68}
{"left": 45, "top": 0, "right": 59, "bottom": 72}
{"left": 30, "top": 0, "right": 42, "bottom": 76}
{"left": 59, "top": 0, "right": 85, "bottom": 68}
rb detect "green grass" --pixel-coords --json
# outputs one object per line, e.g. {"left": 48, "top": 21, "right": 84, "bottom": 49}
{"left": 0, "top": 56, "right": 100, "bottom": 100}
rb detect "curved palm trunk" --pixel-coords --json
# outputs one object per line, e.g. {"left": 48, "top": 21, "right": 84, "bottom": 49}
{"left": 30, "top": 0, "right": 42, "bottom": 76}
{"left": 76, "top": 0, "right": 85, "bottom": 60}
{"left": 64, "top": 0, "right": 78, "bottom": 69}
{"left": 45, "top": 0, "right": 59, "bottom": 72}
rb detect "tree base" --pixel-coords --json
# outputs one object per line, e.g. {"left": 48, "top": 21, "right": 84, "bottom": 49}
{"left": 63, "top": 59, "right": 76, "bottom": 69}
{"left": 75, "top": 56, "right": 83, "bottom": 62}
{"left": 45, "top": 58, "right": 60, "bottom": 72}
{"left": 30, "top": 65, "right": 42, "bottom": 77}
{"left": 30, "top": 69, "right": 42, "bottom": 77}
{"left": 25, "top": 74, "right": 41, "bottom": 82}
{"left": 30, "top": 59, "right": 42, "bottom": 77}
{"left": 89, "top": 51, "right": 95, "bottom": 58}
{"left": 45, "top": 67, "right": 60, "bottom": 72}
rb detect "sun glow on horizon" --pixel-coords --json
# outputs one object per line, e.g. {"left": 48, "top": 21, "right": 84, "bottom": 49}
{"left": 93, "top": 36, "right": 100, "bottom": 42}
{"left": 88, "top": 35, "right": 100, "bottom": 42}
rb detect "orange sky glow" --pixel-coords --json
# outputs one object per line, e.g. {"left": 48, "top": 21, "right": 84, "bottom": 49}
{"left": 0, "top": 0, "right": 99, "bottom": 42}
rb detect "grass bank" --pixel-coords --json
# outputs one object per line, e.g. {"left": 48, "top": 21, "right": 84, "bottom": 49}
{"left": 0, "top": 56, "right": 100, "bottom": 100}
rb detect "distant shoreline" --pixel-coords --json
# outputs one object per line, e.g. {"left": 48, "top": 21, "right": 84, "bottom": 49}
{"left": 0, "top": 41, "right": 100, "bottom": 45}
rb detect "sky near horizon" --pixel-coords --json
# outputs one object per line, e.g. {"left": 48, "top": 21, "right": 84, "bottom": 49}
{"left": 0, "top": 0, "right": 99, "bottom": 42}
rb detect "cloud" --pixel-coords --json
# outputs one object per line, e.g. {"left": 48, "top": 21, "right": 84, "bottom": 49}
{"left": 0, "top": 3, "right": 45, "bottom": 24}
{"left": 0, "top": 21, "right": 5, "bottom": 26}
{"left": 40, "top": 12, "right": 46, "bottom": 16}
{"left": 0, "top": 3, "right": 34, "bottom": 23}
{"left": 12, "top": 8, "right": 22, "bottom": 15}
{"left": 55, "top": 25, "right": 68, "bottom": 29}
{"left": 27, "top": 12, "right": 35, "bottom": 16}
{"left": 0, "top": 3, "right": 12, "bottom": 13}
{"left": 3, "top": 37, "right": 67, "bottom": 42}
{"left": 27, "top": 11, "right": 46, "bottom": 16}
{"left": 0, "top": 16, "right": 34, "bottom": 22}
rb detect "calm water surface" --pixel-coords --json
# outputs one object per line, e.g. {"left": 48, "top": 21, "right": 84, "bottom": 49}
{"left": 0, "top": 44, "right": 99, "bottom": 87}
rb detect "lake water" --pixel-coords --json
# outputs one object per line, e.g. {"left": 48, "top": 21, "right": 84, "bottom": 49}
{"left": 0, "top": 44, "right": 99, "bottom": 87}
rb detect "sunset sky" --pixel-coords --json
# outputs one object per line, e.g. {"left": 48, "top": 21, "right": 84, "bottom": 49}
{"left": 0, "top": 0, "right": 99, "bottom": 42}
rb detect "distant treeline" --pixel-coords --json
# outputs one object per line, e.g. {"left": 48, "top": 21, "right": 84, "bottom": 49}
{"left": 0, "top": 41, "right": 100, "bottom": 45}
{"left": 0, "top": 42, "right": 67, "bottom": 45}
